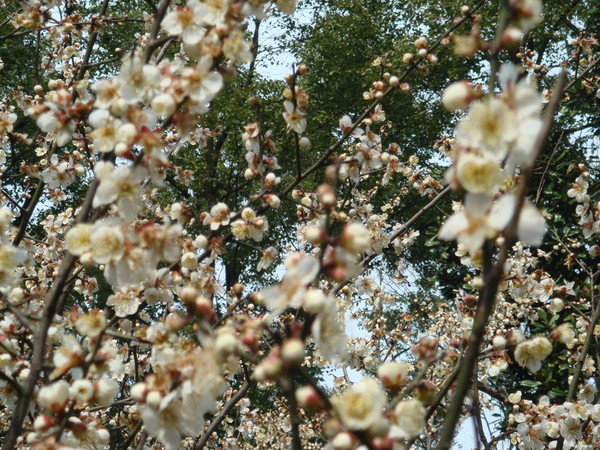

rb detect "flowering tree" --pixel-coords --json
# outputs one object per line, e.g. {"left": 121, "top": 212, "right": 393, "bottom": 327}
{"left": 0, "top": 0, "right": 598, "bottom": 449}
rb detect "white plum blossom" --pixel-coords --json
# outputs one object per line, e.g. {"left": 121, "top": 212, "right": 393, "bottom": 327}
{"left": 391, "top": 399, "right": 426, "bottom": 439}
{"left": 331, "top": 377, "right": 386, "bottom": 430}
{"left": 514, "top": 336, "right": 553, "bottom": 372}
{"left": 106, "top": 289, "right": 141, "bottom": 317}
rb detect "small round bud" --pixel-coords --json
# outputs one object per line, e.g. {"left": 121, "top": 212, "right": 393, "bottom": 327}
{"left": 332, "top": 432, "right": 353, "bottom": 449}
{"left": 492, "top": 335, "right": 507, "bottom": 350}
{"left": 298, "top": 136, "right": 311, "bottom": 149}
{"left": 417, "top": 48, "right": 428, "bottom": 58}
{"left": 281, "top": 338, "right": 305, "bottom": 365}
{"left": 195, "top": 234, "right": 208, "bottom": 249}
{"left": 389, "top": 75, "right": 399, "bottom": 87}
{"left": 180, "top": 286, "right": 198, "bottom": 304}
{"left": 146, "top": 391, "right": 162, "bottom": 408}
{"left": 442, "top": 81, "right": 473, "bottom": 111}
{"left": 244, "top": 168, "right": 257, "bottom": 180}
{"left": 426, "top": 54, "right": 438, "bottom": 65}
{"left": 402, "top": 53, "right": 415, "bottom": 65}
{"left": 414, "top": 36, "right": 428, "bottom": 49}
{"left": 130, "top": 383, "right": 147, "bottom": 401}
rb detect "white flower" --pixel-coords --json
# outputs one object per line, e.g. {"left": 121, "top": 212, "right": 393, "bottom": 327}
{"left": 119, "top": 55, "right": 161, "bottom": 104}
{"left": 70, "top": 379, "right": 94, "bottom": 403}
{"left": 95, "top": 377, "right": 119, "bottom": 406}
{"left": 93, "top": 164, "right": 146, "bottom": 220}
{"left": 141, "top": 389, "right": 207, "bottom": 450}
{"left": 456, "top": 96, "right": 517, "bottom": 159}
{"left": 181, "top": 56, "right": 223, "bottom": 111}
{"left": 312, "top": 299, "right": 349, "bottom": 364}
{"left": 438, "top": 193, "right": 546, "bottom": 253}
{"left": 106, "top": 289, "right": 141, "bottom": 317}
{"left": 391, "top": 399, "right": 426, "bottom": 439}
{"left": 92, "top": 78, "right": 122, "bottom": 109}
{"left": 260, "top": 256, "right": 319, "bottom": 315}
{"left": 331, "top": 378, "right": 386, "bottom": 430}
{"left": 442, "top": 81, "right": 474, "bottom": 110}
{"left": 203, "top": 202, "right": 231, "bottom": 230}
{"left": 454, "top": 151, "right": 501, "bottom": 194}
{"left": 282, "top": 101, "right": 306, "bottom": 133}
{"left": 38, "top": 381, "right": 70, "bottom": 410}
{"left": 257, "top": 247, "right": 277, "bottom": 272}
{"left": 151, "top": 93, "right": 177, "bottom": 117}
{"left": 161, "top": 2, "right": 205, "bottom": 46}
{"left": 514, "top": 336, "right": 553, "bottom": 372}
{"left": 65, "top": 223, "right": 93, "bottom": 256}
{"left": 90, "top": 225, "right": 125, "bottom": 264}
{"left": 89, "top": 109, "right": 122, "bottom": 153}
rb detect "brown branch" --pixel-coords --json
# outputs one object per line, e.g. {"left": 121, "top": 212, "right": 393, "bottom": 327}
{"left": 194, "top": 380, "right": 252, "bottom": 449}
{"left": 434, "top": 71, "right": 567, "bottom": 450}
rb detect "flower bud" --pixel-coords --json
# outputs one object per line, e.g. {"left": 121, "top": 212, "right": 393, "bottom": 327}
{"left": 282, "top": 338, "right": 305, "bottom": 365}
{"left": 389, "top": 75, "right": 399, "bottom": 87}
{"left": 295, "top": 385, "right": 325, "bottom": 410}
{"left": 414, "top": 37, "right": 428, "bottom": 49}
{"left": 34, "top": 415, "right": 55, "bottom": 432}
{"left": 442, "top": 81, "right": 473, "bottom": 110}
{"left": 332, "top": 432, "right": 353, "bottom": 449}
{"left": 146, "top": 390, "right": 162, "bottom": 408}
{"left": 180, "top": 286, "right": 198, "bottom": 305}
{"left": 377, "top": 362, "right": 411, "bottom": 389}
{"left": 130, "top": 382, "right": 147, "bottom": 401}
{"left": 265, "top": 194, "right": 281, "bottom": 209}
{"left": 298, "top": 136, "right": 311, "bottom": 149}
{"left": 341, "top": 222, "right": 370, "bottom": 253}
{"left": 402, "top": 53, "right": 415, "bottom": 65}
{"left": 492, "top": 335, "right": 507, "bottom": 350}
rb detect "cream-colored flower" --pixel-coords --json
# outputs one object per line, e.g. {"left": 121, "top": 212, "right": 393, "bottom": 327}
{"left": 70, "top": 379, "right": 94, "bottom": 403}
{"left": 89, "top": 109, "right": 122, "bottom": 153}
{"left": 391, "top": 399, "right": 426, "bottom": 439}
{"left": 377, "top": 362, "right": 412, "bottom": 388}
{"left": 65, "top": 223, "right": 93, "bottom": 256}
{"left": 106, "top": 289, "right": 141, "bottom": 317}
{"left": 455, "top": 151, "right": 501, "bottom": 194}
{"left": 90, "top": 225, "right": 125, "bottom": 264}
{"left": 332, "top": 377, "right": 386, "bottom": 430}
{"left": 514, "top": 336, "right": 552, "bottom": 372}
{"left": 456, "top": 96, "right": 517, "bottom": 159}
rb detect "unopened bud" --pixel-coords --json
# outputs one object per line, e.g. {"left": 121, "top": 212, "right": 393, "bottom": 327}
{"left": 281, "top": 338, "right": 305, "bottom": 365}
{"left": 299, "top": 136, "right": 311, "bottom": 149}
{"left": 146, "top": 391, "right": 162, "bottom": 408}
{"left": 442, "top": 81, "right": 473, "bottom": 111}
{"left": 414, "top": 37, "right": 428, "bottom": 49}
{"left": 492, "top": 335, "right": 506, "bottom": 350}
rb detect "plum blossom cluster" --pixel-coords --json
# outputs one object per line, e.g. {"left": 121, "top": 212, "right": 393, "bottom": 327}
{"left": 439, "top": 64, "right": 547, "bottom": 254}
